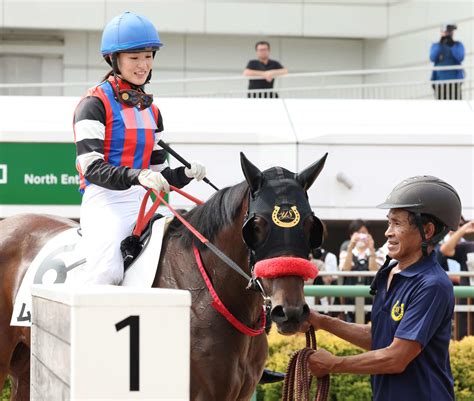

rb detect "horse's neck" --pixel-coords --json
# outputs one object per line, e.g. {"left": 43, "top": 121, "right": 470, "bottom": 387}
{"left": 207, "top": 226, "right": 263, "bottom": 322}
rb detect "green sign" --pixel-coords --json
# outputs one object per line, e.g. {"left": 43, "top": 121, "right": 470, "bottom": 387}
{"left": 0, "top": 143, "right": 81, "bottom": 205}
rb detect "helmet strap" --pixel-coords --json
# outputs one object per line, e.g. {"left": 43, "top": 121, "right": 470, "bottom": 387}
{"left": 414, "top": 212, "right": 429, "bottom": 257}
{"left": 414, "top": 212, "right": 451, "bottom": 257}
{"left": 111, "top": 53, "right": 121, "bottom": 75}
{"left": 145, "top": 70, "right": 152, "bottom": 85}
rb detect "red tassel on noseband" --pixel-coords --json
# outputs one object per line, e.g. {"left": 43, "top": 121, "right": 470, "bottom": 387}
{"left": 254, "top": 257, "right": 318, "bottom": 281}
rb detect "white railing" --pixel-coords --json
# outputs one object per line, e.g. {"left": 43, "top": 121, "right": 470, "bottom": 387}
{"left": 315, "top": 271, "right": 474, "bottom": 277}
{"left": 0, "top": 65, "right": 471, "bottom": 100}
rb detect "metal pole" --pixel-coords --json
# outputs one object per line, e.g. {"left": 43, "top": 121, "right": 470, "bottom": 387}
{"left": 355, "top": 297, "right": 365, "bottom": 324}
{"left": 304, "top": 286, "right": 474, "bottom": 298}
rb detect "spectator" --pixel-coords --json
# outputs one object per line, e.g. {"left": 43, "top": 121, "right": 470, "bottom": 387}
{"left": 430, "top": 23, "right": 465, "bottom": 100}
{"left": 440, "top": 217, "right": 474, "bottom": 338}
{"left": 339, "top": 219, "right": 379, "bottom": 322}
{"left": 435, "top": 217, "right": 466, "bottom": 286}
{"left": 339, "top": 219, "right": 379, "bottom": 284}
{"left": 244, "top": 41, "right": 288, "bottom": 98}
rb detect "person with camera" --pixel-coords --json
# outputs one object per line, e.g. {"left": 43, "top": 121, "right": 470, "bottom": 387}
{"left": 339, "top": 220, "right": 379, "bottom": 322}
{"left": 430, "top": 23, "right": 465, "bottom": 100}
{"left": 301, "top": 176, "right": 461, "bottom": 401}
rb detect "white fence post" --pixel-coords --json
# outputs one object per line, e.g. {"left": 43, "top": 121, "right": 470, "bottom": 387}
{"left": 31, "top": 284, "right": 191, "bottom": 401}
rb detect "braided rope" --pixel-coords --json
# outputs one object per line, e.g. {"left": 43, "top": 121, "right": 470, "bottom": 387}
{"left": 282, "top": 327, "right": 330, "bottom": 401}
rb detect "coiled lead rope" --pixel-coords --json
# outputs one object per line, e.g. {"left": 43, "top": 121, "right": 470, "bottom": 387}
{"left": 282, "top": 327, "right": 330, "bottom": 401}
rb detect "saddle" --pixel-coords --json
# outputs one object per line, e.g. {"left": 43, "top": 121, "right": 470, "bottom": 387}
{"left": 11, "top": 214, "right": 169, "bottom": 327}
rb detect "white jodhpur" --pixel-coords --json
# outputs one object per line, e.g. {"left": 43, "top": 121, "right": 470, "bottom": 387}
{"left": 80, "top": 184, "right": 152, "bottom": 285}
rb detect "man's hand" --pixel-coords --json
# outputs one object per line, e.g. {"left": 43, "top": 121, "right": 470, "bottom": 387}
{"left": 460, "top": 221, "right": 474, "bottom": 235}
{"left": 348, "top": 232, "right": 359, "bottom": 250}
{"left": 298, "top": 309, "right": 324, "bottom": 333}
{"left": 307, "top": 349, "right": 336, "bottom": 377}
{"left": 138, "top": 169, "right": 170, "bottom": 192}
{"left": 367, "top": 233, "right": 375, "bottom": 251}
{"left": 263, "top": 70, "right": 274, "bottom": 82}
{"left": 322, "top": 276, "right": 333, "bottom": 285}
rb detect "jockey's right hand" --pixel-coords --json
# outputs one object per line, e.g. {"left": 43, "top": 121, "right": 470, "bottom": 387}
{"left": 138, "top": 169, "right": 170, "bottom": 193}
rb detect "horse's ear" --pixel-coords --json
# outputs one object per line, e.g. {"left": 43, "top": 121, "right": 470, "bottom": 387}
{"left": 296, "top": 153, "right": 328, "bottom": 191}
{"left": 240, "top": 152, "right": 263, "bottom": 194}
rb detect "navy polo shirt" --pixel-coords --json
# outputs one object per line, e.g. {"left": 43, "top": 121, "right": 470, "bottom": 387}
{"left": 371, "top": 252, "right": 454, "bottom": 401}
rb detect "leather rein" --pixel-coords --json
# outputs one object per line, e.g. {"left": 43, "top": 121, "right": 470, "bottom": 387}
{"left": 134, "top": 186, "right": 267, "bottom": 336}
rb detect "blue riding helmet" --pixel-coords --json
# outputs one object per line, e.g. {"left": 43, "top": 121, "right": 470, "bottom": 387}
{"left": 101, "top": 11, "right": 163, "bottom": 56}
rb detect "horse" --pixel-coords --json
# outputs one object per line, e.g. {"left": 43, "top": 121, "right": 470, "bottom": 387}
{"left": 0, "top": 152, "right": 327, "bottom": 401}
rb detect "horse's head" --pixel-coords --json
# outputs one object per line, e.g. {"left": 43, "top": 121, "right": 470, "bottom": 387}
{"left": 240, "top": 152, "right": 327, "bottom": 335}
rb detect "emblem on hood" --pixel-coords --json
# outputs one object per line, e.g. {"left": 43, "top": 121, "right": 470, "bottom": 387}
{"left": 272, "top": 205, "right": 300, "bottom": 228}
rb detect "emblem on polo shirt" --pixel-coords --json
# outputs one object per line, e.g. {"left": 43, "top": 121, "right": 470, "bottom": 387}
{"left": 391, "top": 300, "right": 405, "bottom": 321}
{"left": 272, "top": 205, "right": 300, "bottom": 228}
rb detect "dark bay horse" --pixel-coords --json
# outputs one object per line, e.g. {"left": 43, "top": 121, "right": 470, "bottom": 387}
{"left": 0, "top": 153, "right": 327, "bottom": 401}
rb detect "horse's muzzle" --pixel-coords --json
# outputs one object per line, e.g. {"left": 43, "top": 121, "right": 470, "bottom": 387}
{"left": 271, "top": 303, "right": 310, "bottom": 334}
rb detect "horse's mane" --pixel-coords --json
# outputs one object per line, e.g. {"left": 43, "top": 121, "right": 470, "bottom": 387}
{"left": 168, "top": 181, "right": 249, "bottom": 250}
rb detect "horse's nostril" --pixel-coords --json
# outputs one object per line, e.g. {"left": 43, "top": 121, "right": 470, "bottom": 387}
{"left": 272, "top": 304, "right": 309, "bottom": 325}
{"left": 285, "top": 306, "right": 305, "bottom": 321}
{"left": 271, "top": 305, "right": 286, "bottom": 324}
{"left": 302, "top": 304, "right": 310, "bottom": 321}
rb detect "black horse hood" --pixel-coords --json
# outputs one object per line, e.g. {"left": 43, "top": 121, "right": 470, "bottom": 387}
{"left": 240, "top": 153, "right": 327, "bottom": 262}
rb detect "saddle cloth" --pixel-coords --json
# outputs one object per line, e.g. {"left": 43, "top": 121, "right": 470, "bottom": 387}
{"left": 10, "top": 217, "right": 167, "bottom": 327}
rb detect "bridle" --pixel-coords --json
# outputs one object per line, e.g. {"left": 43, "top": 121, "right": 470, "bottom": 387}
{"left": 134, "top": 186, "right": 269, "bottom": 336}
{"left": 135, "top": 181, "right": 321, "bottom": 336}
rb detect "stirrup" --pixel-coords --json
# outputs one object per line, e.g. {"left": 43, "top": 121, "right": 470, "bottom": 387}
{"left": 259, "top": 369, "right": 285, "bottom": 384}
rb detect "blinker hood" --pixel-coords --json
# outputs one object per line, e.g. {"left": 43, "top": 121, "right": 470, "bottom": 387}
{"left": 242, "top": 166, "right": 323, "bottom": 261}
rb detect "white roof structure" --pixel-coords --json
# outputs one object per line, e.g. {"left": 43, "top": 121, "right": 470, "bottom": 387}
{"left": 0, "top": 97, "right": 472, "bottom": 219}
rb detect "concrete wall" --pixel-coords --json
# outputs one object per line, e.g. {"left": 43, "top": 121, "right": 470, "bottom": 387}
{"left": 0, "top": 0, "right": 382, "bottom": 96}
{"left": 0, "top": 1, "right": 472, "bottom": 96}
{"left": 0, "top": 0, "right": 388, "bottom": 38}
{"left": 62, "top": 31, "right": 364, "bottom": 96}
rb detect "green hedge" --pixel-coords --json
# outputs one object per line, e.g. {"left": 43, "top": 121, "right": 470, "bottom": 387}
{"left": 1, "top": 377, "right": 11, "bottom": 401}
{"left": 2, "top": 336, "right": 473, "bottom": 401}
{"left": 257, "top": 331, "right": 474, "bottom": 401}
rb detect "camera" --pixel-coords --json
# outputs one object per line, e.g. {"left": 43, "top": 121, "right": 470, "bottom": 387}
{"left": 443, "top": 24, "right": 457, "bottom": 33}
{"left": 358, "top": 233, "right": 368, "bottom": 242}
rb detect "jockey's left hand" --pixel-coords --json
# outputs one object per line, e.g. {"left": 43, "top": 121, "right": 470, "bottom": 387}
{"left": 185, "top": 161, "right": 206, "bottom": 181}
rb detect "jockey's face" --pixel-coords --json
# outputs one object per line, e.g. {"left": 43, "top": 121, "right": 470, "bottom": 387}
{"left": 117, "top": 51, "right": 154, "bottom": 86}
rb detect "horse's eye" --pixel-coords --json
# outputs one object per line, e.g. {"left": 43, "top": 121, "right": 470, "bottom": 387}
{"left": 253, "top": 217, "right": 268, "bottom": 238}
{"left": 254, "top": 223, "right": 262, "bottom": 233}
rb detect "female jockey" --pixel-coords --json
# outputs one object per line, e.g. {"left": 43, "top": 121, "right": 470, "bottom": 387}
{"left": 73, "top": 12, "right": 205, "bottom": 285}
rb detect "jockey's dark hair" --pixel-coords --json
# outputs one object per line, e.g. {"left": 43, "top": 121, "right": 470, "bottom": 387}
{"left": 168, "top": 181, "right": 249, "bottom": 250}
{"left": 102, "top": 70, "right": 114, "bottom": 81}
